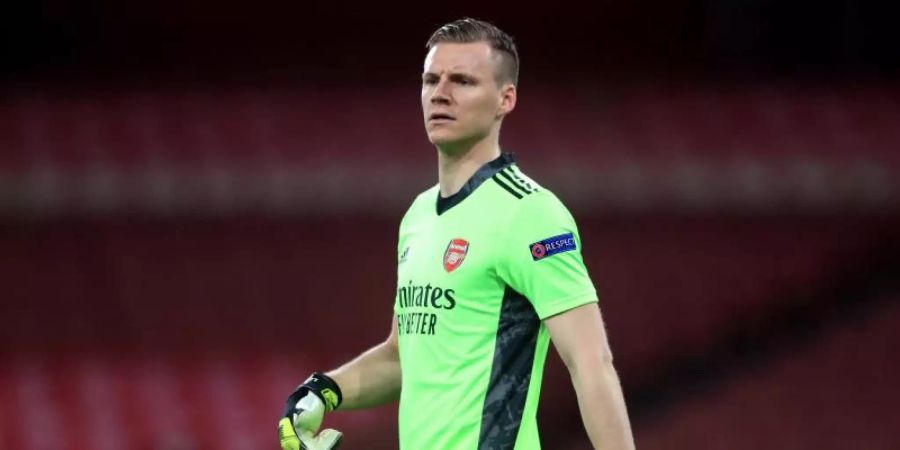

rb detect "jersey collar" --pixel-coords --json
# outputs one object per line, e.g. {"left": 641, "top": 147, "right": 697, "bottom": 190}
{"left": 436, "top": 152, "right": 516, "bottom": 216}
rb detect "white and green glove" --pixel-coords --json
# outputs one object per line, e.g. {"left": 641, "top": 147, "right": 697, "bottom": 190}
{"left": 278, "top": 372, "right": 343, "bottom": 450}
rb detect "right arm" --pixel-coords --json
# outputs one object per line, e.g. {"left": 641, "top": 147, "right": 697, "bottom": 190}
{"left": 324, "top": 316, "right": 402, "bottom": 410}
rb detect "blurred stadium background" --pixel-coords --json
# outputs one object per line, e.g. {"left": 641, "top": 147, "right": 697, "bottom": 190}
{"left": 1, "top": 1, "right": 899, "bottom": 449}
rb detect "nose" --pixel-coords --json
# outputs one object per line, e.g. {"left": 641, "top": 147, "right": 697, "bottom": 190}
{"left": 430, "top": 78, "right": 451, "bottom": 105}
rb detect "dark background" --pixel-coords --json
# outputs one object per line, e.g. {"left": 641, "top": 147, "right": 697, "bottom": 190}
{"left": 1, "top": 1, "right": 898, "bottom": 449}
{"left": 5, "top": 1, "right": 899, "bottom": 83}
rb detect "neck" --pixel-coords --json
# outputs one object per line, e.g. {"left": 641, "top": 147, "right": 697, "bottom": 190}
{"left": 437, "top": 133, "right": 501, "bottom": 198}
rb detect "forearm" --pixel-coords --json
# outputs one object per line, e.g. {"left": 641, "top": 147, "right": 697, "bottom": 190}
{"left": 325, "top": 339, "right": 402, "bottom": 410}
{"left": 570, "top": 360, "right": 635, "bottom": 450}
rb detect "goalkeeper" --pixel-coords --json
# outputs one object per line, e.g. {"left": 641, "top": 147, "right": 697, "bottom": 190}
{"left": 278, "top": 18, "right": 635, "bottom": 450}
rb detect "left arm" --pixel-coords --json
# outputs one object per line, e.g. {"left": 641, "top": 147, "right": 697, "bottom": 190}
{"left": 545, "top": 302, "right": 635, "bottom": 450}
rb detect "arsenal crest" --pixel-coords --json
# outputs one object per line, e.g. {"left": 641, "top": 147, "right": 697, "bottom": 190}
{"left": 443, "top": 238, "right": 469, "bottom": 273}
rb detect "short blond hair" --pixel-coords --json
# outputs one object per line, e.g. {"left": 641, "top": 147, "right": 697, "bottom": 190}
{"left": 426, "top": 18, "right": 519, "bottom": 86}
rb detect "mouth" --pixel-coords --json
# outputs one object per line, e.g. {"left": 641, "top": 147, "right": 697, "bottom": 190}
{"left": 428, "top": 112, "right": 456, "bottom": 123}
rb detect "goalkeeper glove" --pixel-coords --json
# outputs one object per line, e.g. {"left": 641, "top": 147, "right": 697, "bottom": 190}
{"left": 279, "top": 372, "right": 344, "bottom": 450}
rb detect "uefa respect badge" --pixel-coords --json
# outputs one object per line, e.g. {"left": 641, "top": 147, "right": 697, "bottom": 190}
{"left": 530, "top": 233, "right": 576, "bottom": 261}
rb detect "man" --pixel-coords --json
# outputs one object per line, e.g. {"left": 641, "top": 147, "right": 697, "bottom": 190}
{"left": 279, "top": 18, "right": 635, "bottom": 450}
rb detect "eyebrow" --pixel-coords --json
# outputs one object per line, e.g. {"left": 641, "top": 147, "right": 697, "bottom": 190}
{"left": 422, "top": 71, "right": 480, "bottom": 83}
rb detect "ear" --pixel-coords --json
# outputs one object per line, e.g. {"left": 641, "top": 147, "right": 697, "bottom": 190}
{"left": 497, "top": 83, "right": 517, "bottom": 118}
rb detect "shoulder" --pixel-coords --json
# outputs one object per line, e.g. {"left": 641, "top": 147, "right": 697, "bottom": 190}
{"left": 494, "top": 164, "right": 574, "bottom": 222}
{"left": 489, "top": 164, "right": 542, "bottom": 200}
{"left": 412, "top": 184, "right": 440, "bottom": 206}
{"left": 399, "top": 184, "right": 438, "bottom": 229}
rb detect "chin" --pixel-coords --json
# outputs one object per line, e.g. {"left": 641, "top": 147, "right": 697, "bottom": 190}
{"left": 426, "top": 130, "right": 459, "bottom": 146}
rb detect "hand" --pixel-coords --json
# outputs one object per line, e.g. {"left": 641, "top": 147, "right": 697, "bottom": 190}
{"left": 279, "top": 373, "right": 344, "bottom": 450}
{"left": 278, "top": 417, "right": 342, "bottom": 450}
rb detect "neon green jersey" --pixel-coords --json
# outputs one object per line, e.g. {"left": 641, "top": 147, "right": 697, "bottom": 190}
{"left": 394, "top": 153, "right": 598, "bottom": 450}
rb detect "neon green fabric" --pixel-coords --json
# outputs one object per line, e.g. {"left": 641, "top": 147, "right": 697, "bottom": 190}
{"left": 394, "top": 155, "right": 598, "bottom": 449}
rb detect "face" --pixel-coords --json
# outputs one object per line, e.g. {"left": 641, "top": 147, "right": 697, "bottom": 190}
{"left": 421, "top": 42, "right": 516, "bottom": 149}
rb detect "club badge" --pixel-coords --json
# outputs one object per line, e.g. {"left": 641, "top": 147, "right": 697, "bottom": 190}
{"left": 443, "top": 238, "right": 469, "bottom": 273}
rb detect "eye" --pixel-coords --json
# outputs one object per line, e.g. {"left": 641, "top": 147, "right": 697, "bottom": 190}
{"left": 454, "top": 76, "right": 478, "bottom": 86}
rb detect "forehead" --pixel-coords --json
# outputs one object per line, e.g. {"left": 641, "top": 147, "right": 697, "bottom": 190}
{"left": 423, "top": 42, "right": 498, "bottom": 75}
